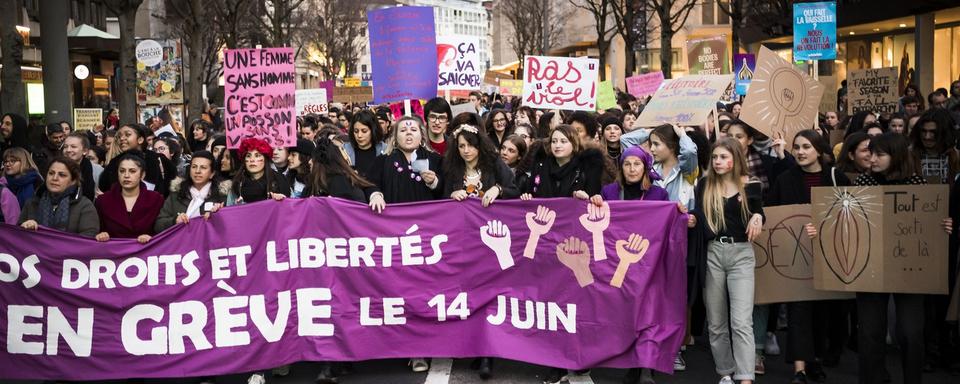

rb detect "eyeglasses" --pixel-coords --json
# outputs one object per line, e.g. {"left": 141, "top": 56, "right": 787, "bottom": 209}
{"left": 428, "top": 115, "right": 449, "bottom": 122}
{"left": 3, "top": 158, "right": 21, "bottom": 165}
{"left": 493, "top": 118, "right": 507, "bottom": 124}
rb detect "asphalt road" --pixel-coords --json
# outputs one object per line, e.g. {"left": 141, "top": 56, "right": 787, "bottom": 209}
{"left": 6, "top": 333, "right": 959, "bottom": 384}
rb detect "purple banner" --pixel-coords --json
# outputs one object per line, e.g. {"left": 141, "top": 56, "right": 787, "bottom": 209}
{"left": 0, "top": 198, "right": 687, "bottom": 380}
{"left": 368, "top": 6, "right": 438, "bottom": 104}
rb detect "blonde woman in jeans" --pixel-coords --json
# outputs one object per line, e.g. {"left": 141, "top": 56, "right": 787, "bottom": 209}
{"left": 691, "top": 138, "right": 764, "bottom": 384}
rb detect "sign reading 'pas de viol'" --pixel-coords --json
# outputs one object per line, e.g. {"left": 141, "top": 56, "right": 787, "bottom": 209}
{"left": 0, "top": 198, "right": 689, "bottom": 380}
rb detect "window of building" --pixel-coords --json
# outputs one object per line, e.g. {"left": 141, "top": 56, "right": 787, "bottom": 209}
{"left": 702, "top": 0, "right": 715, "bottom": 25}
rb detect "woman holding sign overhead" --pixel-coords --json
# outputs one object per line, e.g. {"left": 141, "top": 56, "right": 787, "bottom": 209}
{"left": 767, "top": 130, "right": 849, "bottom": 383}
{"left": 832, "top": 132, "right": 953, "bottom": 384}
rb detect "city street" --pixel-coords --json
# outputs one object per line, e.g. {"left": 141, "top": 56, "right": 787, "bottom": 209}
{"left": 7, "top": 333, "right": 959, "bottom": 383}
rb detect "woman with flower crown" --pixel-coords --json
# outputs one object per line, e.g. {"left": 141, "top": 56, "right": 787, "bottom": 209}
{"left": 442, "top": 123, "right": 519, "bottom": 207}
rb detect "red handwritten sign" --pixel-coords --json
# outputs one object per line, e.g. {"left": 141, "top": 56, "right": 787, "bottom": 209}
{"left": 522, "top": 56, "right": 598, "bottom": 111}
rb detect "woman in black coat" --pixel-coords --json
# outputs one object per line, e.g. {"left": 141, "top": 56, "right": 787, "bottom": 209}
{"left": 304, "top": 137, "right": 385, "bottom": 212}
{"left": 368, "top": 116, "right": 444, "bottom": 204}
{"left": 98, "top": 123, "right": 176, "bottom": 196}
{"left": 520, "top": 124, "right": 606, "bottom": 202}
{"left": 442, "top": 124, "right": 519, "bottom": 207}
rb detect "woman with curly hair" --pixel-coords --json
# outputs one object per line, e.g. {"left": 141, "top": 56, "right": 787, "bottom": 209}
{"left": 442, "top": 124, "right": 518, "bottom": 208}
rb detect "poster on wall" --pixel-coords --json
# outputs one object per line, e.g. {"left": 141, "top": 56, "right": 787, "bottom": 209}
{"left": 793, "top": 1, "right": 837, "bottom": 61}
{"left": 686, "top": 36, "right": 729, "bottom": 75}
{"left": 135, "top": 39, "right": 184, "bottom": 105}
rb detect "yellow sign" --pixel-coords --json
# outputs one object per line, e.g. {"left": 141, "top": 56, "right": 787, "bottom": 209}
{"left": 345, "top": 77, "right": 361, "bottom": 87}
{"left": 73, "top": 108, "right": 103, "bottom": 131}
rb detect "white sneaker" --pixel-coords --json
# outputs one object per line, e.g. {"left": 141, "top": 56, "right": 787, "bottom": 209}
{"left": 410, "top": 358, "right": 429, "bottom": 372}
{"left": 673, "top": 352, "right": 687, "bottom": 371}
{"left": 272, "top": 365, "right": 290, "bottom": 377}
{"left": 719, "top": 375, "right": 734, "bottom": 384}
{"left": 764, "top": 332, "right": 781, "bottom": 355}
{"left": 247, "top": 373, "right": 266, "bottom": 384}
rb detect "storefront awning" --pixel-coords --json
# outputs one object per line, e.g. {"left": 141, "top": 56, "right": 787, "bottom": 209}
{"left": 68, "top": 24, "right": 119, "bottom": 55}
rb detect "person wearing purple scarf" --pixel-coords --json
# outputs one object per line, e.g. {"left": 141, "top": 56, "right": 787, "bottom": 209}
{"left": 595, "top": 146, "right": 669, "bottom": 202}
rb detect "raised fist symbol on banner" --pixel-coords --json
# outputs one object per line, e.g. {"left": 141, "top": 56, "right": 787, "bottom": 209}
{"left": 610, "top": 233, "right": 650, "bottom": 288}
{"left": 523, "top": 205, "right": 556, "bottom": 259}
{"left": 579, "top": 201, "right": 610, "bottom": 261}
{"left": 480, "top": 220, "right": 515, "bottom": 270}
{"left": 556, "top": 236, "right": 594, "bottom": 287}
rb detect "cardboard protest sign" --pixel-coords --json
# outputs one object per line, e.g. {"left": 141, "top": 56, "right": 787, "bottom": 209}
{"left": 484, "top": 70, "right": 512, "bottom": 86}
{"left": 332, "top": 86, "right": 374, "bottom": 103}
{"left": 522, "top": 56, "right": 599, "bottom": 111}
{"left": 368, "top": 6, "right": 437, "bottom": 103}
{"left": 73, "top": 108, "right": 103, "bottom": 131}
{"left": 498, "top": 79, "right": 523, "bottom": 96}
{"left": 634, "top": 75, "right": 731, "bottom": 127}
{"left": 686, "top": 36, "right": 729, "bottom": 75}
{"left": 295, "top": 89, "right": 328, "bottom": 116}
{"left": 733, "top": 54, "right": 755, "bottom": 96}
{"left": 625, "top": 72, "right": 664, "bottom": 100}
{"left": 451, "top": 102, "right": 477, "bottom": 118}
{"left": 437, "top": 35, "right": 481, "bottom": 90}
{"left": 847, "top": 67, "right": 899, "bottom": 114}
{"left": 812, "top": 185, "right": 949, "bottom": 294}
{"left": 135, "top": 39, "right": 183, "bottom": 104}
{"left": 223, "top": 47, "right": 297, "bottom": 149}
{"left": 739, "top": 46, "right": 823, "bottom": 144}
{"left": 753, "top": 205, "right": 853, "bottom": 304}
{"left": 596, "top": 80, "right": 617, "bottom": 110}
{"left": 818, "top": 75, "right": 838, "bottom": 114}
{"left": 793, "top": 2, "right": 837, "bottom": 60}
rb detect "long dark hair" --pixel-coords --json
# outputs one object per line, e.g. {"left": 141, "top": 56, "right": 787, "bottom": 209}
{"left": 349, "top": 110, "right": 383, "bottom": 149}
{"left": 483, "top": 109, "right": 513, "bottom": 139}
{"left": 909, "top": 108, "right": 956, "bottom": 154}
{"left": 793, "top": 129, "right": 834, "bottom": 166}
{"left": 836, "top": 132, "right": 870, "bottom": 173}
{"left": 178, "top": 151, "right": 223, "bottom": 201}
{"left": 231, "top": 151, "right": 281, "bottom": 197}
{"left": 443, "top": 127, "right": 500, "bottom": 180}
{"left": 45, "top": 156, "right": 83, "bottom": 193}
{"left": 650, "top": 124, "right": 681, "bottom": 158}
{"left": 868, "top": 132, "right": 915, "bottom": 180}
{"left": 187, "top": 119, "right": 212, "bottom": 152}
{"left": 309, "top": 137, "right": 373, "bottom": 194}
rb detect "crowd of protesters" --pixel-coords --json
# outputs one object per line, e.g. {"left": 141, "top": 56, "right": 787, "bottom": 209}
{"left": 2, "top": 79, "right": 960, "bottom": 384}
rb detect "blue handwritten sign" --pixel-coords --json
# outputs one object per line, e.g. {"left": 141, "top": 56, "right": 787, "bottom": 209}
{"left": 793, "top": 2, "right": 837, "bottom": 61}
{"left": 368, "top": 6, "right": 438, "bottom": 104}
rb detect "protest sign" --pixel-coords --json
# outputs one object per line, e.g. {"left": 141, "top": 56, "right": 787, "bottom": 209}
{"left": 72, "top": 108, "right": 103, "bottom": 131}
{"left": 451, "top": 102, "right": 477, "bottom": 118}
{"left": 295, "top": 89, "right": 328, "bottom": 116}
{"left": 499, "top": 79, "right": 523, "bottom": 96}
{"left": 753, "top": 205, "right": 853, "bottom": 304}
{"left": 0, "top": 197, "right": 688, "bottom": 379}
{"left": 634, "top": 75, "right": 732, "bottom": 127}
{"left": 368, "top": 6, "right": 437, "bottom": 103}
{"left": 847, "top": 67, "right": 899, "bottom": 114}
{"left": 332, "top": 86, "right": 374, "bottom": 104}
{"left": 812, "top": 185, "right": 948, "bottom": 294}
{"left": 437, "top": 35, "right": 481, "bottom": 90}
{"left": 522, "top": 56, "right": 599, "bottom": 111}
{"left": 319, "top": 80, "right": 335, "bottom": 100}
{"left": 818, "top": 75, "right": 838, "bottom": 114}
{"left": 733, "top": 53, "right": 755, "bottom": 96}
{"left": 484, "top": 70, "right": 513, "bottom": 86}
{"left": 686, "top": 36, "right": 729, "bottom": 75}
{"left": 135, "top": 39, "right": 183, "bottom": 105}
{"left": 596, "top": 80, "right": 617, "bottom": 110}
{"left": 625, "top": 72, "right": 664, "bottom": 100}
{"left": 344, "top": 77, "right": 361, "bottom": 87}
{"left": 739, "top": 46, "right": 823, "bottom": 144}
{"left": 223, "top": 47, "right": 297, "bottom": 149}
{"left": 793, "top": 1, "right": 837, "bottom": 61}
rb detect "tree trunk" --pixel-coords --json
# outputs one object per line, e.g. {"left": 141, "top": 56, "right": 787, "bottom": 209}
{"left": 730, "top": 0, "right": 741, "bottom": 55}
{"left": 117, "top": 8, "right": 138, "bottom": 124}
{"left": 623, "top": 1, "right": 636, "bottom": 77}
{"left": 185, "top": 0, "right": 206, "bottom": 123}
{"left": 658, "top": 3, "right": 673, "bottom": 79}
{"left": 0, "top": 0, "right": 25, "bottom": 117}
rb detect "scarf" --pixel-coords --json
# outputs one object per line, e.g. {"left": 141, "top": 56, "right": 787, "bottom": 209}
{"left": 534, "top": 156, "right": 582, "bottom": 198}
{"left": 6, "top": 170, "right": 41, "bottom": 206}
{"left": 37, "top": 186, "right": 75, "bottom": 231}
{"left": 186, "top": 182, "right": 211, "bottom": 218}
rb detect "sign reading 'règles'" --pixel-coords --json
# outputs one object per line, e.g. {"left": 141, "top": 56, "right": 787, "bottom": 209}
{"left": 0, "top": 198, "right": 689, "bottom": 380}
{"left": 223, "top": 47, "right": 297, "bottom": 149}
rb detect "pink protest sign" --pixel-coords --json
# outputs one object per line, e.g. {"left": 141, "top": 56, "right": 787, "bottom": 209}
{"left": 625, "top": 72, "right": 665, "bottom": 99}
{"left": 522, "top": 56, "right": 599, "bottom": 111}
{"left": 223, "top": 47, "right": 297, "bottom": 149}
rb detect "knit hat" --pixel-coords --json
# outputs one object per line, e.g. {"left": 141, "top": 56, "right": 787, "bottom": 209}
{"left": 237, "top": 137, "right": 273, "bottom": 160}
{"left": 621, "top": 146, "right": 661, "bottom": 181}
{"left": 211, "top": 135, "right": 226, "bottom": 148}
{"left": 599, "top": 116, "right": 622, "bottom": 130}
{"left": 289, "top": 138, "right": 316, "bottom": 157}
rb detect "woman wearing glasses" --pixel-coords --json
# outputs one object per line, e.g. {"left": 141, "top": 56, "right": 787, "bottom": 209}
{"left": 484, "top": 109, "right": 513, "bottom": 149}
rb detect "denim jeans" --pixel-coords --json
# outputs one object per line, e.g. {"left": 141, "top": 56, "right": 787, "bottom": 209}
{"left": 704, "top": 241, "right": 756, "bottom": 381}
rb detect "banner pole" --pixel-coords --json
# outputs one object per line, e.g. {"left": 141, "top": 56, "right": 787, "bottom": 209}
{"left": 444, "top": 89, "right": 451, "bottom": 102}
{"left": 404, "top": 99, "right": 412, "bottom": 116}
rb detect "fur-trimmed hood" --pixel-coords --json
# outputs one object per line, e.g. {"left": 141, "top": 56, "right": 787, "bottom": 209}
{"left": 526, "top": 139, "right": 616, "bottom": 185}
{"left": 169, "top": 176, "right": 233, "bottom": 197}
